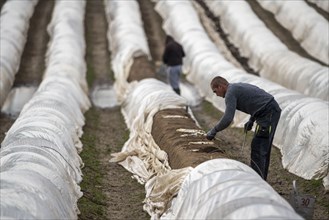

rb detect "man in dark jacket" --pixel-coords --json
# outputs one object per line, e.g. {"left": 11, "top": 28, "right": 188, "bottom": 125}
{"left": 162, "top": 35, "right": 185, "bottom": 95}
{"left": 206, "top": 76, "right": 281, "bottom": 180}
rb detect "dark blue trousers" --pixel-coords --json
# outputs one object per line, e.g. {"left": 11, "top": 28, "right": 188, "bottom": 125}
{"left": 251, "top": 101, "right": 281, "bottom": 180}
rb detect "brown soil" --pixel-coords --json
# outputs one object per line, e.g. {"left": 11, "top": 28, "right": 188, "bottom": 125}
{"left": 13, "top": 0, "right": 54, "bottom": 87}
{"left": 152, "top": 108, "right": 227, "bottom": 169}
{"left": 0, "top": 0, "right": 328, "bottom": 220}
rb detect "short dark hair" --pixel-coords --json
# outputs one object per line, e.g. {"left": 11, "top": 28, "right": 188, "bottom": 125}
{"left": 211, "top": 76, "right": 229, "bottom": 88}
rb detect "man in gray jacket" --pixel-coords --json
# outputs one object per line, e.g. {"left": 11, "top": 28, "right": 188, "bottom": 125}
{"left": 206, "top": 76, "right": 281, "bottom": 180}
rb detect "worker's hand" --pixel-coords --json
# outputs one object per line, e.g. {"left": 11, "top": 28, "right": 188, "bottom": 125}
{"left": 206, "top": 128, "right": 217, "bottom": 140}
{"left": 244, "top": 120, "right": 254, "bottom": 132}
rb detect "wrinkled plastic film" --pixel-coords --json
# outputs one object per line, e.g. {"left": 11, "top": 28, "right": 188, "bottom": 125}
{"left": 161, "top": 159, "right": 303, "bottom": 220}
{"left": 155, "top": 0, "right": 329, "bottom": 190}
{"left": 104, "top": 0, "right": 151, "bottom": 102}
{"left": 1, "top": 0, "right": 90, "bottom": 219}
{"left": 204, "top": 0, "right": 328, "bottom": 101}
{"left": 256, "top": 0, "right": 329, "bottom": 65}
{"left": 0, "top": 0, "right": 38, "bottom": 107}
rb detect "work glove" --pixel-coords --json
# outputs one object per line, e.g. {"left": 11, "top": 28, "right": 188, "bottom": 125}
{"left": 206, "top": 128, "right": 217, "bottom": 140}
{"left": 244, "top": 120, "right": 254, "bottom": 132}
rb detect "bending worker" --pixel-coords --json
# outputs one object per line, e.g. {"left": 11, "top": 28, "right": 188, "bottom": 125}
{"left": 206, "top": 76, "right": 281, "bottom": 180}
{"left": 162, "top": 35, "right": 185, "bottom": 95}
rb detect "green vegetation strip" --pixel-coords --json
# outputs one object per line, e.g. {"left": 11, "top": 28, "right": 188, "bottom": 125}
{"left": 78, "top": 109, "right": 107, "bottom": 220}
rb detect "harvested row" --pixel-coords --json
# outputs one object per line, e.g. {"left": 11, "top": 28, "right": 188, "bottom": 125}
{"left": 105, "top": 0, "right": 304, "bottom": 219}
{"left": 105, "top": 0, "right": 226, "bottom": 217}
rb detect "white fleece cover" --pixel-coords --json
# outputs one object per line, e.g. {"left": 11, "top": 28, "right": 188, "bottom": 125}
{"left": 155, "top": 0, "right": 329, "bottom": 190}
{"left": 161, "top": 158, "right": 303, "bottom": 220}
{"left": 104, "top": 0, "right": 151, "bottom": 103}
{"left": 103, "top": 1, "right": 207, "bottom": 218}
{"left": 204, "top": 0, "right": 328, "bottom": 101}
{"left": 110, "top": 79, "right": 193, "bottom": 219}
{"left": 0, "top": 1, "right": 90, "bottom": 219}
{"left": 0, "top": 0, "right": 38, "bottom": 107}
{"left": 1, "top": 86, "right": 37, "bottom": 115}
{"left": 257, "top": 0, "right": 329, "bottom": 65}
{"left": 104, "top": 0, "right": 201, "bottom": 107}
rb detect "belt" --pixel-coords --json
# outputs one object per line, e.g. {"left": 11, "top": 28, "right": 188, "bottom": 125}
{"left": 254, "top": 99, "right": 280, "bottom": 119}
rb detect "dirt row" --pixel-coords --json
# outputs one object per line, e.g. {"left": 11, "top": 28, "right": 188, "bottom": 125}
{"left": 0, "top": 0, "right": 328, "bottom": 219}
{"left": 79, "top": 0, "right": 329, "bottom": 219}
{"left": 78, "top": 0, "right": 148, "bottom": 219}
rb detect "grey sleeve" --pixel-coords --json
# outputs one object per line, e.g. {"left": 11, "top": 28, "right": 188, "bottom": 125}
{"left": 214, "top": 95, "right": 236, "bottom": 132}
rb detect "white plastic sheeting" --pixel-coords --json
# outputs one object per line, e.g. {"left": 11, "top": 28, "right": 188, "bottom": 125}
{"left": 104, "top": 1, "right": 202, "bottom": 218}
{"left": 155, "top": 0, "right": 329, "bottom": 190}
{"left": 45, "top": 0, "right": 88, "bottom": 94}
{"left": 204, "top": 0, "right": 329, "bottom": 101}
{"left": 0, "top": 0, "right": 90, "bottom": 219}
{"left": 256, "top": 0, "right": 329, "bottom": 65}
{"left": 0, "top": 0, "right": 38, "bottom": 107}
{"left": 1, "top": 86, "right": 37, "bottom": 116}
{"left": 104, "top": 0, "right": 151, "bottom": 102}
{"left": 91, "top": 84, "right": 119, "bottom": 108}
{"left": 110, "top": 79, "right": 193, "bottom": 219}
{"left": 162, "top": 159, "right": 303, "bottom": 220}
{"left": 180, "top": 81, "right": 203, "bottom": 106}
{"left": 104, "top": 0, "right": 202, "bottom": 107}
{"left": 308, "top": 0, "right": 329, "bottom": 12}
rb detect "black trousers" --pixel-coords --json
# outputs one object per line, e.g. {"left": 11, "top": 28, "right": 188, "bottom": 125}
{"left": 251, "top": 100, "right": 281, "bottom": 180}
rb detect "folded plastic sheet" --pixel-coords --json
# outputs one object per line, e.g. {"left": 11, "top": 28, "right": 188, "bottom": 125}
{"left": 104, "top": 0, "right": 151, "bottom": 102}
{"left": 257, "top": 0, "right": 329, "bottom": 65}
{"left": 111, "top": 79, "right": 187, "bottom": 176}
{"left": 161, "top": 159, "right": 303, "bottom": 220}
{"left": 144, "top": 166, "right": 193, "bottom": 219}
{"left": 103, "top": 2, "right": 205, "bottom": 217}
{"left": 0, "top": 0, "right": 90, "bottom": 219}
{"left": 0, "top": 0, "right": 38, "bottom": 107}
{"left": 155, "top": 0, "right": 329, "bottom": 190}
{"left": 204, "top": 0, "right": 329, "bottom": 101}
{"left": 110, "top": 79, "right": 193, "bottom": 218}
